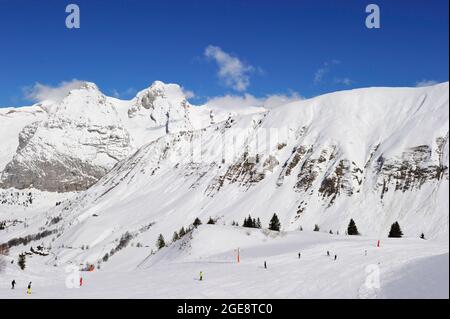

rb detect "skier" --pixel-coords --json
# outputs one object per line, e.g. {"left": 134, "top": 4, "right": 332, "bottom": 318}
{"left": 80, "top": 276, "right": 83, "bottom": 287}
{"left": 11, "top": 280, "right": 16, "bottom": 289}
{"left": 27, "top": 282, "right": 32, "bottom": 295}
{"left": 298, "top": 252, "right": 301, "bottom": 259}
{"left": 264, "top": 261, "right": 267, "bottom": 269}
{"left": 365, "top": 250, "right": 368, "bottom": 256}
{"left": 327, "top": 251, "right": 330, "bottom": 257}
{"left": 334, "top": 254, "right": 337, "bottom": 261}
{"left": 199, "top": 271, "right": 203, "bottom": 281}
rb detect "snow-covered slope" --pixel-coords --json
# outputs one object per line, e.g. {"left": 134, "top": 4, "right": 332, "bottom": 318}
{"left": 32, "top": 82, "right": 447, "bottom": 253}
{"left": 0, "top": 226, "right": 448, "bottom": 299}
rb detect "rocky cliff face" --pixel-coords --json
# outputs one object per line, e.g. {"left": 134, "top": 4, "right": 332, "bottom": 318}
{"left": 0, "top": 83, "right": 133, "bottom": 192}
{"left": 0, "top": 82, "right": 218, "bottom": 192}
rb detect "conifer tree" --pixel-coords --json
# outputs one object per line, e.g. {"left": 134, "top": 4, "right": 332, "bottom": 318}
{"left": 347, "top": 219, "right": 360, "bottom": 235}
{"left": 172, "top": 231, "right": 179, "bottom": 242}
{"left": 313, "top": 224, "right": 320, "bottom": 232}
{"left": 388, "top": 222, "right": 403, "bottom": 238}
{"left": 156, "top": 234, "right": 166, "bottom": 250}
{"left": 193, "top": 217, "right": 202, "bottom": 228}
{"left": 18, "top": 253, "right": 26, "bottom": 270}
{"left": 269, "top": 213, "right": 281, "bottom": 231}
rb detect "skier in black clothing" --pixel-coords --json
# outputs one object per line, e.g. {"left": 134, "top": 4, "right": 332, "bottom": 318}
{"left": 334, "top": 254, "right": 337, "bottom": 261}
{"left": 327, "top": 251, "right": 330, "bottom": 257}
{"left": 11, "top": 280, "right": 15, "bottom": 289}
{"left": 298, "top": 252, "right": 301, "bottom": 259}
{"left": 264, "top": 261, "right": 267, "bottom": 269}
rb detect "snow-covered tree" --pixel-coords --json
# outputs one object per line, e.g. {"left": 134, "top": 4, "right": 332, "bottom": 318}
{"left": 207, "top": 217, "right": 216, "bottom": 225}
{"left": 172, "top": 231, "right": 179, "bottom": 242}
{"left": 157, "top": 234, "right": 166, "bottom": 249}
{"left": 179, "top": 226, "right": 186, "bottom": 237}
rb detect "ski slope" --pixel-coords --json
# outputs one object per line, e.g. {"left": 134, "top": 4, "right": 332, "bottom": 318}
{"left": 0, "top": 226, "right": 448, "bottom": 299}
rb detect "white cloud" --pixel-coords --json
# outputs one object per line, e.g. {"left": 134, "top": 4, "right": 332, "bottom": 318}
{"left": 314, "top": 60, "right": 341, "bottom": 84}
{"left": 205, "top": 92, "right": 302, "bottom": 111}
{"left": 23, "top": 79, "right": 87, "bottom": 103}
{"left": 204, "top": 45, "right": 254, "bottom": 92}
{"left": 415, "top": 80, "right": 438, "bottom": 87}
{"left": 182, "top": 88, "right": 195, "bottom": 99}
{"left": 111, "top": 87, "right": 137, "bottom": 99}
{"left": 334, "top": 77, "right": 353, "bottom": 86}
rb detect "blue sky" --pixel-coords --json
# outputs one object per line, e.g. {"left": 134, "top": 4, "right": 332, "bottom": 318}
{"left": 0, "top": 0, "right": 448, "bottom": 107}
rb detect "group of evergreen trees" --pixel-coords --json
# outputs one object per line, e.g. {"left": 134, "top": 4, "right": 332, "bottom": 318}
{"left": 345, "top": 218, "right": 410, "bottom": 238}
{"left": 155, "top": 215, "right": 418, "bottom": 253}
{"left": 241, "top": 213, "right": 281, "bottom": 231}
{"left": 156, "top": 216, "right": 207, "bottom": 250}
{"left": 242, "top": 215, "right": 262, "bottom": 229}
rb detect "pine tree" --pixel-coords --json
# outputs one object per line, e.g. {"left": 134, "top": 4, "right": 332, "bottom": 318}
{"left": 207, "top": 217, "right": 216, "bottom": 225}
{"left": 179, "top": 227, "right": 186, "bottom": 237}
{"left": 313, "top": 224, "right": 320, "bottom": 232}
{"left": 243, "top": 215, "right": 255, "bottom": 228}
{"left": 255, "top": 218, "right": 262, "bottom": 229}
{"left": 193, "top": 218, "right": 202, "bottom": 228}
{"left": 172, "top": 231, "right": 179, "bottom": 242}
{"left": 388, "top": 222, "right": 403, "bottom": 238}
{"left": 156, "top": 234, "right": 166, "bottom": 250}
{"left": 347, "top": 219, "right": 360, "bottom": 235}
{"left": 269, "top": 213, "right": 281, "bottom": 231}
{"left": 18, "top": 253, "right": 26, "bottom": 270}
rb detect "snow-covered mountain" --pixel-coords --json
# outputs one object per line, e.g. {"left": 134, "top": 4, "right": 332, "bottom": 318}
{"left": 0, "top": 81, "right": 251, "bottom": 192}
{"left": 0, "top": 82, "right": 448, "bottom": 291}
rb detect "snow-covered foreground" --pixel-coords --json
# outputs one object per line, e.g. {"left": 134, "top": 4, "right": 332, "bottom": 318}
{"left": 1, "top": 226, "right": 448, "bottom": 299}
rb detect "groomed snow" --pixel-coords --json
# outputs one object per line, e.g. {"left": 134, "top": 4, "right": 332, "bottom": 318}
{"left": 0, "top": 226, "right": 448, "bottom": 299}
